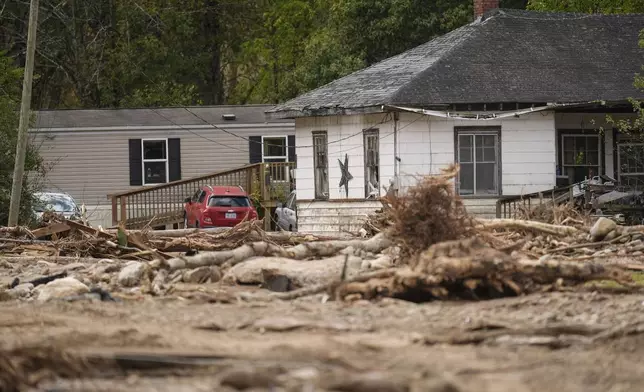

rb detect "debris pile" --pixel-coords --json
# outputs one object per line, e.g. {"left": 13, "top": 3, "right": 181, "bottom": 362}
{"left": 1, "top": 166, "right": 644, "bottom": 304}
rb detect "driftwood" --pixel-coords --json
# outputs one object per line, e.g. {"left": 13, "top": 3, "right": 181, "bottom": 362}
{"left": 163, "top": 233, "right": 393, "bottom": 271}
{"left": 476, "top": 218, "right": 581, "bottom": 237}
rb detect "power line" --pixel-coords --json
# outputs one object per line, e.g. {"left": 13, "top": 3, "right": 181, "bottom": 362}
{"left": 149, "top": 108, "right": 247, "bottom": 153}
{"left": 183, "top": 107, "right": 391, "bottom": 149}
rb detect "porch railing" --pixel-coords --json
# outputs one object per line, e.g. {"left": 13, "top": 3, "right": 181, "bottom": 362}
{"left": 108, "top": 162, "right": 295, "bottom": 229}
{"left": 496, "top": 185, "right": 575, "bottom": 218}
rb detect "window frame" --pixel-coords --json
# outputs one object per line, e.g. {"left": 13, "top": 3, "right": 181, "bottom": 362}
{"left": 363, "top": 128, "right": 380, "bottom": 198}
{"left": 141, "top": 138, "right": 169, "bottom": 186}
{"left": 454, "top": 127, "right": 502, "bottom": 197}
{"left": 617, "top": 142, "right": 644, "bottom": 189}
{"left": 261, "top": 135, "right": 288, "bottom": 162}
{"left": 561, "top": 134, "right": 601, "bottom": 174}
{"left": 312, "top": 130, "right": 329, "bottom": 200}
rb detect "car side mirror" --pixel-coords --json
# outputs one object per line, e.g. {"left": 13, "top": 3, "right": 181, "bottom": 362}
{"left": 184, "top": 197, "right": 191, "bottom": 203}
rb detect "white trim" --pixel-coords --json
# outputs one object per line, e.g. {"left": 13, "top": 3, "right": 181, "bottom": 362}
{"left": 261, "top": 135, "right": 288, "bottom": 162}
{"left": 141, "top": 138, "right": 169, "bottom": 186}
{"left": 387, "top": 102, "right": 589, "bottom": 120}
{"left": 28, "top": 123, "right": 294, "bottom": 133}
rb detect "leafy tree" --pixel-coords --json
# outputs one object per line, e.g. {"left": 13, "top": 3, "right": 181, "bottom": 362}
{"left": 0, "top": 52, "right": 45, "bottom": 226}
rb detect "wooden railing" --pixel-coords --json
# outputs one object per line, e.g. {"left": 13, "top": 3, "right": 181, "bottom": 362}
{"left": 496, "top": 185, "right": 575, "bottom": 219}
{"left": 108, "top": 162, "right": 295, "bottom": 229}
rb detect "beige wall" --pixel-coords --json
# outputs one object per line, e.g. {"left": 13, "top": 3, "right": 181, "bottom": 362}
{"left": 29, "top": 124, "right": 294, "bottom": 207}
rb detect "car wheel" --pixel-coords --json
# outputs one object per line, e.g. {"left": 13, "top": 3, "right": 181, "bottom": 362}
{"left": 195, "top": 221, "right": 199, "bottom": 228}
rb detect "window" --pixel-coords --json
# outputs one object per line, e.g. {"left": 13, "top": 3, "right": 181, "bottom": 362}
{"left": 364, "top": 129, "right": 380, "bottom": 198}
{"left": 128, "top": 138, "right": 180, "bottom": 186}
{"left": 313, "top": 131, "right": 329, "bottom": 199}
{"left": 142, "top": 139, "right": 168, "bottom": 185}
{"left": 561, "top": 134, "right": 600, "bottom": 183}
{"left": 262, "top": 136, "right": 287, "bottom": 162}
{"left": 618, "top": 143, "right": 644, "bottom": 189}
{"left": 456, "top": 128, "right": 500, "bottom": 195}
{"left": 207, "top": 196, "right": 250, "bottom": 207}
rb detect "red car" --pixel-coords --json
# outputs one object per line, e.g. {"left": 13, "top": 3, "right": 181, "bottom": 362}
{"left": 183, "top": 185, "right": 258, "bottom": 228}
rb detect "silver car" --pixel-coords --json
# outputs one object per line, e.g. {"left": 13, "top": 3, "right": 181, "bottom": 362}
{"left": 33, "top": 192, "right": 82, "bottom": 221}
{"left": 275, "top": 190, "right": 297, "bottom": 231}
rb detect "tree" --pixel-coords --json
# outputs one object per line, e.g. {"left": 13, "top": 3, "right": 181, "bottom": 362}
{"left": 0, "top": 51, "right": 44, "bottom": 225}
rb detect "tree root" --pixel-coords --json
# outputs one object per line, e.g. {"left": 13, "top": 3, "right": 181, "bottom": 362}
{"left": 476, "top": 218, "right": 581, "bottom": 237}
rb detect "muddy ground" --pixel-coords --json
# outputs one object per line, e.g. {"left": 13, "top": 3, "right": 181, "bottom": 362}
{"left": 2, "top": 283, "right": 644, "bottom": 392}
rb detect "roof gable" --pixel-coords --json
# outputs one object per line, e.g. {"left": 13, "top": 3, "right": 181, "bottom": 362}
{"left": 268, "top": 9, "right": 644, "bottom": 118}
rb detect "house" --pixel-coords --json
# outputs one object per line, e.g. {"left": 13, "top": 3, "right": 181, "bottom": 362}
{"left": 266, "top": 1, "right": 644, "bottom": 236}
{"left": 29, "top": 105, "right": 295, "bottom": 228}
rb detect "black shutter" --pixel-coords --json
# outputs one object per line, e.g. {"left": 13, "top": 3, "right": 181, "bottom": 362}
{"left": 249, "top": 136, "right": 262, "bottom": 163}
{"left": 287, "top": 135, "right": 296, "bottom": 163}
{"left": 168, "top": 138, "right": 181, "bottom": 182}
{"left": 128, "top": 139, "right": 142, "bottom": 186}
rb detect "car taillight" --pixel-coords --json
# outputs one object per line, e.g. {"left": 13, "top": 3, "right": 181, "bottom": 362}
{"left": 250, "top": 209, "right": 258, "bottom": 219}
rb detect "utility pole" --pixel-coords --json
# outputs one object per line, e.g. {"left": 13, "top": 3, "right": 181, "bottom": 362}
{"left": 7, "top": 0, "right": 39, "bottom": 227}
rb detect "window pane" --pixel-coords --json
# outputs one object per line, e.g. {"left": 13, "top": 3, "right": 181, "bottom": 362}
{"left": 208, "top": 196, "right": 250, "bottom": 207}
{"left": 459, "top": 134, "right": 472, "bottom": 148}
{"left": 482, "top": 135, "right": 495, "bottom": 147}
{"left": 476, "top": 163, "right": 496, "bottom": 194}
{"left": 459, "top": 147, "right": 472, "bottom": 162}
{"left": 563, "top": 151, "right": 575, "bottom": 165}
{"left": 459, "top": 163, "right": 474, "bottom": 195}
{"left": 143, "top": 140, "right": 166, "bottom": 160}
{"left": 144, "top": 162, "right": 166, "bottom": 184}
{"left": 264, "top": 137, "right": 286, "bottom": 157}
{"left": 587, "top": 151, "right": 599, "bottom": 165}
{"left": 483, "top": 147, "right": 496, "bottom": 162}
{"left": 563, "top": 137, "right": 574, "bottom": 150}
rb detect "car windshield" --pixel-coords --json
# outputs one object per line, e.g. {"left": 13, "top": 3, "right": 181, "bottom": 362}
{"left": 34, "top": 195, "right": 77, "bottom": 213}
{"left": 208, "top": 196, "right": 250, "bottom": 207}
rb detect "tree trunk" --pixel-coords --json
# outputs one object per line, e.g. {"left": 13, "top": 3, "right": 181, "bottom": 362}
{"left": 203, "top": 0, "right": 224, "bottom": 105}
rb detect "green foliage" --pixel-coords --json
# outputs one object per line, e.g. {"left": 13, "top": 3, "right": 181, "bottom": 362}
{"left": 527, "top": 0, "right": 644, "bottom": 13}
{"left": 0, "top": 0, "right": 492, "bottom": 108}
{"left": 0, "top": 52, "right": 44, "bottom": 226}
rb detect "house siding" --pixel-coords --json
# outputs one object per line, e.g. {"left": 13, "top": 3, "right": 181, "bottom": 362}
{"left": 29, "top": 122, "right": 294, "bottom": 228}
{"left": 294, "top": 111, "right": 557, "bottom": 234}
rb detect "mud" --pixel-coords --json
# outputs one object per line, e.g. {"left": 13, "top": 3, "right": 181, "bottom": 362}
{"left": 2, "top": 285, "right": 644, "bottom": 391}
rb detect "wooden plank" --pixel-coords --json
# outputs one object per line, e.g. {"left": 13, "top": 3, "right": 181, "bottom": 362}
{"left": 64, "top": 219, "right": 115, "bottom": 240}
{"left": 31, "top": 222, "right": 71, "bottom": 239}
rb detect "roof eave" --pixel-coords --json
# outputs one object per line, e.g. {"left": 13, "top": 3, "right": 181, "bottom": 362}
{"left": 265, "top": 105, "right": 386, "bottom": 119}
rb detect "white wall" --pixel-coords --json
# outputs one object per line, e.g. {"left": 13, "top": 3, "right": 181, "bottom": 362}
{"left": 295, "top": 110, "right": 557, "bottom": 200}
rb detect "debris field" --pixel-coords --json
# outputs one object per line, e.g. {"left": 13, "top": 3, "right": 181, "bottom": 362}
{"left": 2, "top": 167, "right": 644, "bottom": 391}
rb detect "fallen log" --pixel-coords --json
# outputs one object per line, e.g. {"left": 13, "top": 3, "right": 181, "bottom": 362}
{"left": 163, "top": 233, "right": 393, "bottom": 271}
{"left": 476, "top": 218, "right": 581, "bottom": 237}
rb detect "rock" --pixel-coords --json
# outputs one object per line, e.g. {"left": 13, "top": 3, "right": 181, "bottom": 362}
{"left": 210, "top": 266, "right": 222, "bottom": 283}
{"left": 219, "top": 367, "right": 279, "bottom": 390}
{"left": 35, "top": 277, "right": 89, "bottom": 302}
{"left": 118, "top": 261, "right": 147, "bottom": 287}
{"left": 7, "top": 283, "right": 34, "bottom": 299}
{"left": 633, "top": 251, "right": 643, "bottom": 257}
{"left": 223, "top": 255, "right": 363, "bottom": 287}
{"left": 590, "top": 217, "right": 617, "bottom": 241}
{"left": 604, "top": 230, "right": 618, "bottom": 241}
{"left": 182, "top": 266, "right": 211, "bottom": 284}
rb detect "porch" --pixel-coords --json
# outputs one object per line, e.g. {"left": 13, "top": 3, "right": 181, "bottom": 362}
{"left": 108, "top": 162, "right": 294, "bottom": 229}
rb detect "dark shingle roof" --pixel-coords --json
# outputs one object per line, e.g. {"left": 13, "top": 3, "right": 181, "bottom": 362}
{"left": 34, "top": 105, "right": 289, "bottom": 129}
{"left": 267, "top": 9, "right": 644, "bottom": 118}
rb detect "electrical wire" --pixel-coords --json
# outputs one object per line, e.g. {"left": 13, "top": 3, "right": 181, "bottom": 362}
{"left": 149, "top": 108, "right": 248, "bottom": 152}
{"left": 183, "top": 107, "right": 391, "bottom": 149}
